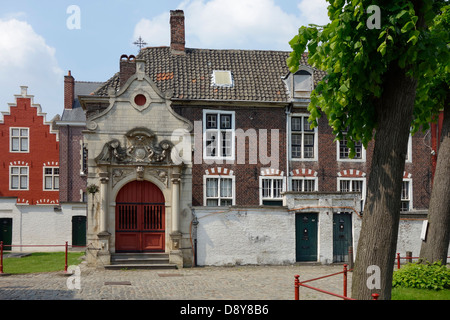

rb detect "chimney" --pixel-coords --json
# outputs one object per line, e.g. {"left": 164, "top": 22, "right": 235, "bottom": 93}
{"left": 64, "top": 70, "right": 75, "bottom": 109}
{"left": 170, "top": 10, "right": 185, "bottom": 54}
{"left": 119, "top": 54, "right": 136, "bottom": 88}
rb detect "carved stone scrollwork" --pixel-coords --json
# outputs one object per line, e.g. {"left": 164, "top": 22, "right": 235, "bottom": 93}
{"left": 148, "top": 169, "right": 169, "bottom": 187}
{"left": 112, "top": 168, "right": 134, "bottom": 187}
{"left": 86, "top": 121, "right": 98, "bottom": 131}
{"left": 95, "top": 127, "right": 173, "bottom": 165}
{"left": 136, "top": 166, "right": 145, "bottom": 181}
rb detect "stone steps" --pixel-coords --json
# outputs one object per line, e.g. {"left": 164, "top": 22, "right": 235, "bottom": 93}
{"left": 105, "top": 253, "right": 178, "bottom": 270}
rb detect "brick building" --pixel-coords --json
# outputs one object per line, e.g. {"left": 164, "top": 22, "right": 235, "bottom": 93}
{"left": 0, "top": 80, "right": 100, "bottom": 252}
{"left": 56, "top": 71, "right": 101, "bottom": 204}
{"left": 77, "top": 10, "right": 435, "bottom": 267}
{"left": 0, "top": 86, "right": 68, "bottom": 251}
{"left": 0, "top": 86, "right": 60, "bottom": 205}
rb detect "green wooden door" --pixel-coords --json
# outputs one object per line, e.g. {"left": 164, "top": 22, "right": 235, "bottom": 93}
{"left": 72, "top": 216, "right": 86, "bottom": 247}
{"left": 0, "top": 218, "right": 12, "bottom": 251}
{"left": 296, "top": 213, "right": 318, "bottom": 262}
{"left": 333, "top": 212, "right": 352, "bottom": 262}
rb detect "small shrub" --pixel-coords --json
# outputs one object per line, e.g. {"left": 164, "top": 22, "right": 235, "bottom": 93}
{"left": 392, "top": 261, "right": 450, "bottom": 290}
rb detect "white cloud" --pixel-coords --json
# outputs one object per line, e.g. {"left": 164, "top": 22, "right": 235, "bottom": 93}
{"left": 0, "top": 18, "right": 63, "bottom": 120}
{"left": 133, "top": 0, "right": 328, "bottom": 52}
{"left": 297, "top": 0, "right": 330, "bottom": 26}
{"left": 133, "top": 12, "right": 171, "bottom": 49}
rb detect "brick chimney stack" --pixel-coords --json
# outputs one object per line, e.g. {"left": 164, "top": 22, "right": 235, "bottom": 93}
{"left": 119, "top": 54, "right": 136, "bottom": 88}
{"left": 170, "top": 10, "right": 185, "bottom": 54}
{"left": 64, "top": 70, "right": 75, "bottom": 109}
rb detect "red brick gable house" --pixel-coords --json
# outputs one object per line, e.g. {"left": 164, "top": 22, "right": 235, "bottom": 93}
{"left": 0, "top": 86, "right": 60, "bottom": 205}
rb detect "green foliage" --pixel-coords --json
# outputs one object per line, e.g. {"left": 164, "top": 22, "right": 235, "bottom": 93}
{"left": 287, "top": 0, "right": 449, "bottom": 156}
{"left": 392, "top": 261, "right": 450, "bottom": 290}
{"left": 392, "top": 287, "right": 450, "bottom": 300}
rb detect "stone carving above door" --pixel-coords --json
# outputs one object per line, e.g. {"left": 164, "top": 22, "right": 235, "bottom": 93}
{"left": 95, "top": 127, "right": 173, "bottom": 165}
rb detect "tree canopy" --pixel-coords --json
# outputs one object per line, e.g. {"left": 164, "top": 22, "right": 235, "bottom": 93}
{"left": 287, "top": 0, "right": 449, "bottom": 300}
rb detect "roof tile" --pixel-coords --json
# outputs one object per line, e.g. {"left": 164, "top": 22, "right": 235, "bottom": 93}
{"left": 93, "top": 47, "right": 326, "bottom": 102}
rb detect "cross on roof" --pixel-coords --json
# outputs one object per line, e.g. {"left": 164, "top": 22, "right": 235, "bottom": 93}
{"left": 133, "top": 36, "right": 147, "bottom": 52}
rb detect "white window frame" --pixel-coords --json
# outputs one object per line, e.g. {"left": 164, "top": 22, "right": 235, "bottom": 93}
{"left": 9, "top": 166, "right": 29, "bottom": 190}
{"left": 10, "top": 127, "right": 29, "bottom": 153}
{"left": 203, "top": 175, "right": 235, "bottom": 207}
{"left": 405, "top": 134, "right": 412, "bottom": 163}
{"left": 80, "top": 142, "right": 88, "bottom": 175}
{"left": 203, "top": 110, "right": 235, "bottom": 161}
{"left": 290, "top": 177, "right": 318, "bottom": 192}
{"left": 289, "top": 114, "right": 318, "bottom": 161}
{"left": 336, "top": 132, "right": 366, "bottom": 162}
{"left": 43, "top": 167, "right": 59, "bottom": 191}
{"left": 259, "top": 176, "right": 286, "bottom": 205}
{"left": 401, "top": 178, "right": 413, "bottom": 212}
{"left": 337, "top": 177, "right": 366, "bottom": 208}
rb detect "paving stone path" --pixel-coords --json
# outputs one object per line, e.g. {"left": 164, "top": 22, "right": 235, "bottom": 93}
{"left": 0, "top": 263, "right": 351, "bottom": 301}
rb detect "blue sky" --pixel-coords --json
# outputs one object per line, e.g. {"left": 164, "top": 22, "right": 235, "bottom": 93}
{"left": 0, "top": 0, "right": 329, "bottom": 120}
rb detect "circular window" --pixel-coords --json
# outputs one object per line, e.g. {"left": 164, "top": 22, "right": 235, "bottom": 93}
{"left": 134, "top": 94, "right": 147, "bottom": 106}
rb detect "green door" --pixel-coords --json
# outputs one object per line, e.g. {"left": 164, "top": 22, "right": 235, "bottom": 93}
{"left": 72, "top": 216, "right": 86, "bottom": 247}
{"left": 0, "top": 218, "right": 12, "bottom": 251}
{"left": 296, "top": 213, "right": 318, "bottom": 262}
{"left": 333, "top": 212, "right": 352, "bottom": 262}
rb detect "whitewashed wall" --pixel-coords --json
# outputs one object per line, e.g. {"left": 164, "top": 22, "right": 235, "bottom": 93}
{"left": 194, "top": 207, "right": 295, "bottom": 266}
{"left": 0, "top": 198, "right": 86, "bottom": 252}
{"left": 193, "top": 194, "right": 437, "bottom": 266}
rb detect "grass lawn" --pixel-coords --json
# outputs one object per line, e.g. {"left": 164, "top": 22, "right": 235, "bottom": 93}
{"left": 392, "top": 287, "right": 450, "bottom": 300}
{"left": 1, "top": 252, "right": 85, "bottom": 274}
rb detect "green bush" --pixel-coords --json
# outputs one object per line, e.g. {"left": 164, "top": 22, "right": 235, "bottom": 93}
{"left": 392, "top": 261, "right": 450, "bottom": 290}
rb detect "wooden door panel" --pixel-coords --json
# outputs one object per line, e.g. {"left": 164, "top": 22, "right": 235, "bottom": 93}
{"left": 333, "top": 212, "right": 352, "bottom": 262}
{"left": 295, "top": 213, "right": 318, "bottom": 262}
{"left": 142, "top": 233, "right": 164, "bottom": 251}
{"left": 115, "top": 181, "right": 165, "bottom": 252}
{"left": 116, "top": 233, "right": 140, "bottom": 252}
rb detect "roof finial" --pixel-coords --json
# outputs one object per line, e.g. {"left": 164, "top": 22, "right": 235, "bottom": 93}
{"left": 133, "top": 36, "right": 147, "bottom": 52}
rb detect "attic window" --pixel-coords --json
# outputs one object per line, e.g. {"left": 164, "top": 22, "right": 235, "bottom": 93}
{"left": 212, "top": 70, "right": 233, "bottom": 87}
{"left": 294, "top": 69, "right": 313, "bottom": 98}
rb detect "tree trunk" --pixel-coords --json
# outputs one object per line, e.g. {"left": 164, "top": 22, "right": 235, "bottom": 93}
{"left": 419, "top": 100, "right": 450, "bottom": 264}
{"left": 351, "top": 63, "right": 418, "bottom": 300}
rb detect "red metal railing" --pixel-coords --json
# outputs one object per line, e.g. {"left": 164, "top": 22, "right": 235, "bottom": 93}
{"left": 294, "top": 264, "right": 379, "bottom": 300}
{"left": 396, "top": 252, "right": 450, "bottom": 269}
{"left": 0, "top": 241, "right": 85, "bottom": 274}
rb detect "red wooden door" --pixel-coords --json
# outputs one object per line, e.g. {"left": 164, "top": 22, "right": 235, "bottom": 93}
{"left": 115, "top": 180, "right": 165, "bottom": 252}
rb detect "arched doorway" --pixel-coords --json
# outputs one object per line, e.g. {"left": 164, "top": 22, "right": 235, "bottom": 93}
{"left": 115, "top": 180, "right": 165, "bottom": 252}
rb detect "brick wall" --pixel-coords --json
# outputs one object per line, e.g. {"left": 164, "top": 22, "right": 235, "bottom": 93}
{"left": 174, "top": 103, "right": 431, "bottom": 210}
{"left": 175, "top": 104, "right": 286, "bottom": 206}
{"left": 58, "top": 125, "right": 86, "bottom": 203}
{"left": 170, "top": 10, "right": 185, "bottom": 53}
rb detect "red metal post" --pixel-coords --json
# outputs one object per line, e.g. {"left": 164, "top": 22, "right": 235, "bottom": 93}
{"left": 343, "top": 264, "right": 348, "bottom": 298}
{"left": 372, "top": 293, "right": 380, "bottom": 300}
{"left": 64, "top": 241, "right": 68, "bottom": 273}
{"left": 397, "top": 253, "right": 401, "bottom": 269}
{"left": 0, "top": 241, "right": 3, "bottom": 274}
{"left": 294, "top": 275, "right": 300, "bottom": 300}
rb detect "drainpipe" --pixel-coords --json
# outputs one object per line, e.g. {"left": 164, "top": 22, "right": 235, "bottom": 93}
{"left": 191, "top": 208, "right": 199, "bottom": 267}
{"left": 285, "top": 105, "right": 292, "bottom": 192}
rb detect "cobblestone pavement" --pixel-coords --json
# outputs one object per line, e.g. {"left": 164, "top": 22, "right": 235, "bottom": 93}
{"left": 0, "top": 262, "right": 351, "bottom": 301}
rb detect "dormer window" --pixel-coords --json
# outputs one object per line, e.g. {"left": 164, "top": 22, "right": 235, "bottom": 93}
{"left": 212, "top": 70, "right": 233, "bottom": 87}
{"left": 294, "top": 69, "right": 313, "bottom": 98}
